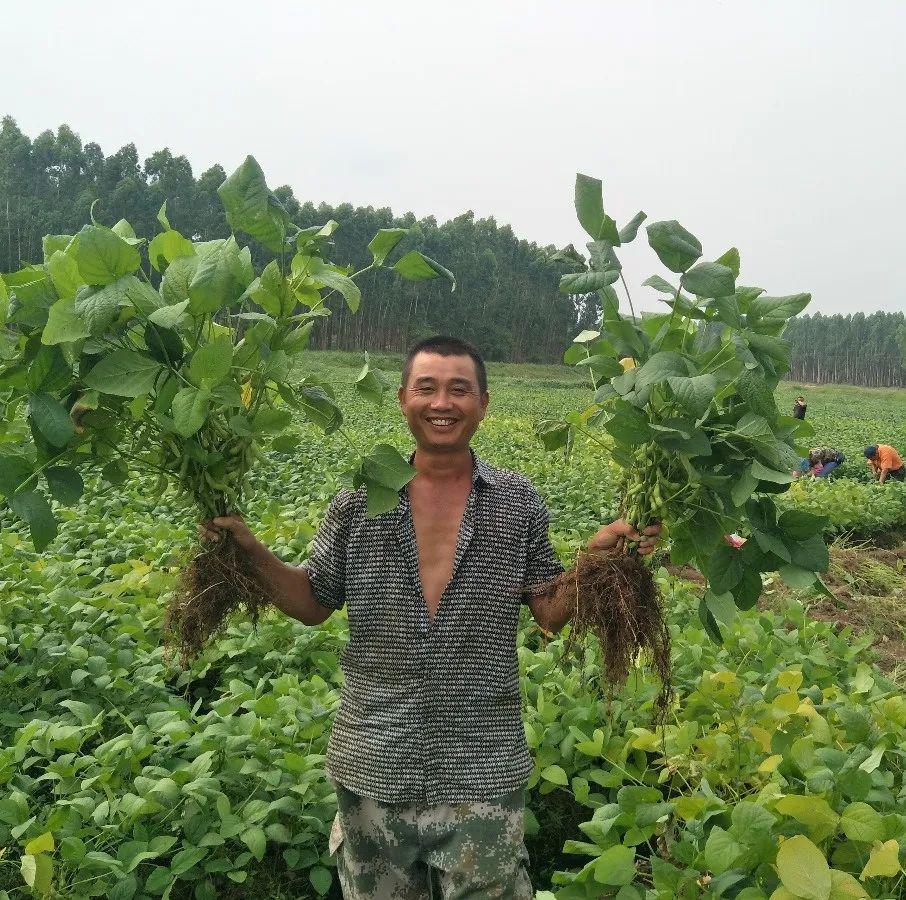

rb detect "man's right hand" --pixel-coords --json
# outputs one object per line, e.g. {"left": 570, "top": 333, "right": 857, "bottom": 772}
{"left": 198, "top": 514, "right": 261, "bottom": 554}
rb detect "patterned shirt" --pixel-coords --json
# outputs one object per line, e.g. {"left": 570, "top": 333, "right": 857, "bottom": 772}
{"left": 303, "top": 451, "right": 565, "bottom": 804}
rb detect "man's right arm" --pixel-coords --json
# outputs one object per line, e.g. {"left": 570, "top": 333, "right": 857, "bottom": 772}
{"left": 202, "top": 515, "right": 334, "bottom": 626}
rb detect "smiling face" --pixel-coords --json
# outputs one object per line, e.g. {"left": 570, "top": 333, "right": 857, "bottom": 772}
{"left": 398, "top": 352, "right": 489, "bottom": 453}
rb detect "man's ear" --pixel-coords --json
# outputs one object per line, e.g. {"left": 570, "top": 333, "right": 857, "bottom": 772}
{"left": 479, "top": 391, "right": 490, "bottom": 419}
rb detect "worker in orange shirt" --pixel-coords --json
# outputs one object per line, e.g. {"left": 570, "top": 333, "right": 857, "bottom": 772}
{"left": 864, "top": 444, "right": 905, "bottom": 484}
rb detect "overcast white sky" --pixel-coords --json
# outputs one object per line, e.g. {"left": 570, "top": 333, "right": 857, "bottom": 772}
{"left": 3, "top": 1, "right": 905, "bottom": 315}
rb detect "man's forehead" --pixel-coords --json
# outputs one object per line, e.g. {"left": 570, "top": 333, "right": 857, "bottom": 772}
{"left": 408, "top": 352, "right": 478, "bottom": 383}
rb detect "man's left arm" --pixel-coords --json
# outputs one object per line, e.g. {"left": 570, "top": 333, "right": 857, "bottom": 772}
{"left": 525, "top": 508, "right": 661, "bottom": 634}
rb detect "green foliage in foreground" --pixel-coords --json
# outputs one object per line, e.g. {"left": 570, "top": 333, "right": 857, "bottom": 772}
{"left": 0, "top": 156, "right": 455, "bottom": 548}
{"left": 1, "top": 361, "right": 905, "bottom": 899}
{"left": 547, "top": 174, "right": 829, "bottom": 640}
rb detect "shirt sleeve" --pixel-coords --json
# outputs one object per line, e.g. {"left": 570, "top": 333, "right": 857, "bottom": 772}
{"left": 522, "top": 487, "right": 565, "bottom": 600}
{"left": 303, "top": 489, "right": 357, "bottom": 610}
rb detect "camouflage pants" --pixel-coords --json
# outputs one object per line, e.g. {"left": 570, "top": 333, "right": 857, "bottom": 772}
{"left": 328, "top": 780, "right": 532, "bottom": 899}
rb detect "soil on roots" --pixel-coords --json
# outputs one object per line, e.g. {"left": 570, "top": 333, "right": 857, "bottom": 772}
{"left": 554, "top": 550, "right": 674, "bottom": 717}
{"left": 164, "top": 534, "right": 272, "bottom": 666}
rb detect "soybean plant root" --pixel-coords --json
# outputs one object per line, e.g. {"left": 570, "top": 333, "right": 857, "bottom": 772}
{"left": 555, "top": 550, "right": 674, "bottom": 717}
{"left": 164, "top": 533, "right": 272, "bottom": 666}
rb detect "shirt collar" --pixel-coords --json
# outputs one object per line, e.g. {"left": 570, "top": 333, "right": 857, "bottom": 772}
{"left": 405, "top": 448, "right": 497, "bottom": 488}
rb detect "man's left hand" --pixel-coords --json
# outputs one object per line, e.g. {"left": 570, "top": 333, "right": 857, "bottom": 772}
{"left": 588, "top": 519, "right": 661, "bottom": 556}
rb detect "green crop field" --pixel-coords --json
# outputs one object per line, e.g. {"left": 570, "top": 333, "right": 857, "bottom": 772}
{"left": 2, "top": 353, "right": 905, "bottom": 900}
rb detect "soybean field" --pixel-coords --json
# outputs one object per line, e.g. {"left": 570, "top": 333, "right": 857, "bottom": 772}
{"left": 2, "top": 354, "right": 906, "bottom": 899}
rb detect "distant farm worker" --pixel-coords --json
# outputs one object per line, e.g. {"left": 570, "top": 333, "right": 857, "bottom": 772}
{"left": 793, "top": 395, "right": 807, "bottom": 420}
{"left": 864, "top": 444, "right": 905, "bottom": 483}
{"left": 805, "top": 447, "right": 845, "bottom": 478}
{"left": 200, "top": 336, "right": 661, "bottom": 899}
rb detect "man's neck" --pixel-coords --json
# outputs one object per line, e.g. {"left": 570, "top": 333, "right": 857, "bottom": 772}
{"left": 412, "top": 446, "right": 473, "bottom": 484}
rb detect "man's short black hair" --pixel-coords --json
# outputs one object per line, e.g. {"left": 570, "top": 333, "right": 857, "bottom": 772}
{"left": 402, "top": 335, "right": 488, "bottom": 394}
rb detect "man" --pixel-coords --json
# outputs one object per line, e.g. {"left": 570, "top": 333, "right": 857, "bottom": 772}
{"left": 793, "top": 396, "right": 807, "bottom": 420}
{"left": 202, "top": 336, "right": 659, "bottom": 899}
{"left": 864, "top": 444, "right": 905, "bottom": 483}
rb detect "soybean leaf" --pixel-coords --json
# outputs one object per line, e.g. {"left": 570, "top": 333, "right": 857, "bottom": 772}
{"left": 681, "top": 261, "right": 735, "bottom": 299}
{"left": 716, "top": 246, "right": 741, "bottom": 278}
{"left": 10, "top": 490, "right": 57, "bottom": 551}
{"left": 298, "top": 386, "right": 342, "bottom": 434}
{"left": 367, "top": 228, "right": 408, "bottom": 265}
{"left": 161, "top": 253, "right": 199, "bottom": 306}
{"left": 707, "top": 543, "right": 744, "bottom": 594}
{"left": 642, "top": 274, "right": 678, "bottom": 295}
{"left": 148, "top": 299, "right": 190, "bottom": 330}
{"left": 148, "top": 229, "right": 194, "bottom": 273}
{"left": 775, "top": 835, "right": 831, "bottom": 899}
{"left": 73, "top": 225, "right": 142, "bottom": 285}
{"left": 559, "top": 270, "right": 620, "bottom": 294}
{"left": 189, "top": 238, "right": 243, "bottom": 314}
{"left": 144, "top": 324, "right": 184, "bottom": 366}
{"left": 42, "top": 296, "right": 89, "bottom": 345}
{"left": 730, "top": 567, "right": 762, "bottom": 610}
{"left": 787, "top": 533, "right": 829, "bottom": 572}
{"left": 83, "top": 350, "right": 164, "bottom": 397}
{"left": 218, "top": 155, "right": 291, "bottom": 252}
{"left": 47, "top": 249, "right": 85, "bottom": 299}
{"left": 604, "top": 401, "right": 651, "bottom": 445}
{"left": 361, "top": 443, "right": 417, "bottom": 491}
{"left": 29, "top": 392, "right": 74, "bottom": 447}
{"left": 0, "top": 454, "right": 33, "bottom": 497}
{"left": 171, "top": 386, "right": 211, "bottom": 438}
{"left": 157, "top": 201, "right": 171, "bottom": 231}
{"left": 778, "top": 510, "right": 827, "bottom": 540}
{"left": 45, "top": 466, "right": 84, "bottom": 505}
{"left": 309, "top": 866, "right": 333, "bottom": 897}
{"left": 618, "top": 211, "right": 647, "bottom": 244}
{"left": 708, "top": 295, "right": 743, "bottom": 328}
{"left": 666, "top": 374, "right": 716, "bottom": 418}
{"left": 592, "top": 845, "right": 636, "bottom": 886}
{"left": 646, "top": 220, "right": 702, "bottom": 273}
{"left": 746, "top": 293, "right": 811, "bottom": 328}
{"left": 575, "top": 355, "right": 623, "bottom": 378}
{"left": 575, "top": 174, "right": 606, "bottom": 241}
{"left": 308, "top": 259, "right": 361, "bottom": 313}
{"left": 698, "top": 598, "right": 724, "bottom": 642}
{"left": 750, "top": 459, "right": 794, "bottom": 484}
{"left": 188, "top": 337, "right": 233, "bottom": 388}
{"left": 393, "top": 251, "right": 456, "bottom": 289}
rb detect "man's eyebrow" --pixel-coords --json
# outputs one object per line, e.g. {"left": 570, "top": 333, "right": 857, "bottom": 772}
{"left": 412, "top": 375, "right": 437, "bottom": 383}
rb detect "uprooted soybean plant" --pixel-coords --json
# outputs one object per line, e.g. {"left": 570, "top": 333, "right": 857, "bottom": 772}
{"left": 541, "top": 174, "right": 831, "bottom": 710}
{"left": 0, "top": 156, "right": 452, "bottom": 662}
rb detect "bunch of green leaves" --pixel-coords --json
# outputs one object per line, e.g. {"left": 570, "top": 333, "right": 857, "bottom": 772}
{"left": 0, "top": 156, "right": 454, "bottom": 549}
{"left": 541, "top": 174, "right": 829, "bottom": 637}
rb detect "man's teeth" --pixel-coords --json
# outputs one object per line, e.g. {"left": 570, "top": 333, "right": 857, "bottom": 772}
{"left": 428, "top": 419, "right": 455, "bottom": 426}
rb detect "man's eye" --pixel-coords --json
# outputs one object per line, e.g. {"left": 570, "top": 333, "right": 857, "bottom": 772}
{"left": 450, "top": 387, "right": 469, "bottom": 397}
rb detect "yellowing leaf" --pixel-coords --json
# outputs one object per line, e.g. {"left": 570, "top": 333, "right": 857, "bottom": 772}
{"left": 775, "top": 834, "right": 832, "bottom": 899}
{"left": 24, "top": 832, "right": 55, "bottom": 855}
{"left": 860, "top": 840, "right": 901, "bottom": 879}
{"left": 775, "top": 794, "right": 839, "bottom": 842}
{"left": 777, "top": 669, "right": 804, "bottom": 692}
{"left": 619, "top": 356, "right": 636, "bottom": 371}
{"left": 673, "top": 796, "right": 708, "bottom": 820}
{"left": 750, "top": 726, "right": 773, "bottom": 753}
{"left": 827, "top": 868, "right": 869, "bottom": 898}
{"left": 759, "top": 754, "right": 783, "bottom": 774}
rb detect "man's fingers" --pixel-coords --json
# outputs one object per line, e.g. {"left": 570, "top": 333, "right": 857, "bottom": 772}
{"left": 641, "top": 524, "right": 661, "bottom": 536}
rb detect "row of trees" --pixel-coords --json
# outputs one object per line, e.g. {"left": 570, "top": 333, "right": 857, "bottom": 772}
{"left": 2, "top": 118, "right": 903, "bottom": 381}
{"left": 783, "top": 312, "right": 906, "bottom": 387}
{"left": 0, "top": 117, "right": 593, "bottom": 362}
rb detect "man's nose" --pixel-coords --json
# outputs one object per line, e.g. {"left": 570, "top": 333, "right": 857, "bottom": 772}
{"left": 429, "top": 391, "right": 454, "bottom": 408}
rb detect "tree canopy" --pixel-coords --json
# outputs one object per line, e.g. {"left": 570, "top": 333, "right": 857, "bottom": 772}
{"left": 0, "top": 117, "right": 592, "bottom": 362}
